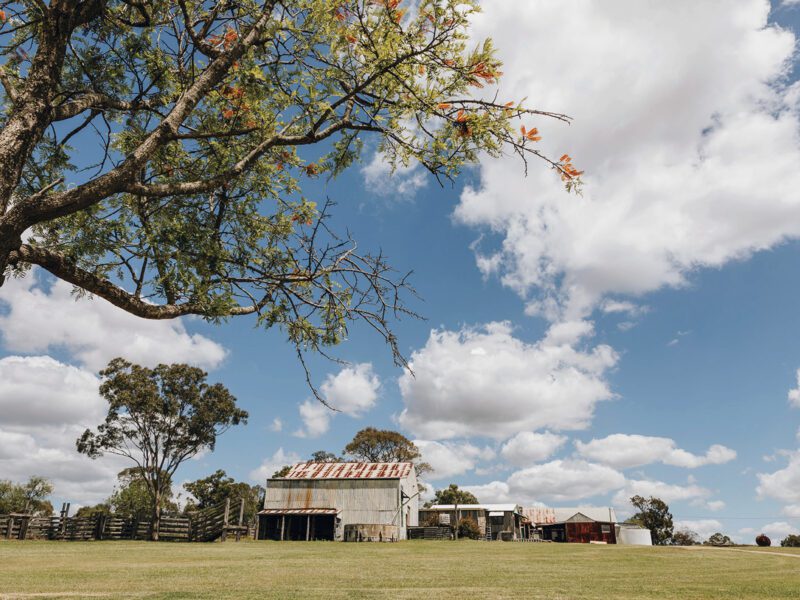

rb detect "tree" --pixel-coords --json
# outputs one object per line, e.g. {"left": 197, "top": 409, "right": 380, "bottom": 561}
{"left": 671, "top": 529, "right": 700, "bottom": 546}
{"left": 0, "top": 476, "right": 54, "bottom": 515}
{"left": 271, "top": 465, "right": 292, "bottom": 478}
{"left": 343, "top": 427, "right": 431, "bottom": 475}
{"left": 182, "top": 469, "right": 264, "bottom": 525}
{"left": 781, "top": 534, "right": 800, "bottom": 547}
{"left": 628, "top": 495, "right": 674, "bottom": 545}
{"left": 109, "top": 468, "right": 179, "bottom": 519}
{"left": 76, "top": 358, "right": 247, "bottom": 540}
{"left": 755, "top": 533, "right": 771, "bottom": 547}
{"left": 427, "top": 484, "right": 478, "bottom": 507}
{"left": 310, "top": 450, "right": 340, "bottom": 463}
{"left": 0, "top": 0, "right": 580, "bottom": 387}
{"left": 705, "top": 532, "right": 733, "bottom": 546}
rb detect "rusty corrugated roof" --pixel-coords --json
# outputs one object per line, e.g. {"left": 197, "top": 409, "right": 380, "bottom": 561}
{"left": 277, "top": 462, "right": 414, "bottom": 480}
{"left": 258, "top": 508, "right": 338, "bottom": 515}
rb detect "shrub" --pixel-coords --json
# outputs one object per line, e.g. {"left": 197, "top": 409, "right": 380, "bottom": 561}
{"left": 755, "top": 534, "right": 771, "bottom": 547}
{"left": 781, "top": 534, "right": 800, "bottom": 547}
{"left": 457, "top": 517, "right": 483, "bottom": 540}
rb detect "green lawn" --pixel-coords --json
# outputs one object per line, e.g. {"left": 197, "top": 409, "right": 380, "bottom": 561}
{"left": 1, "top": 540, "right": 799, "bottom": 600}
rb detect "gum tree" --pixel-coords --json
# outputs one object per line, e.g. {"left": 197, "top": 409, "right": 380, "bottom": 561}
{"left": 0, "top": 1, "right": 580, "bottom": 379}
{"left": 76, "top": 358, "right": 247, "bottom": 540}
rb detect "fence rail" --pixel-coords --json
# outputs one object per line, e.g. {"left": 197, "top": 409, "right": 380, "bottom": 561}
{"left": 0, "top": 497, "right": 247, "bottom": 543}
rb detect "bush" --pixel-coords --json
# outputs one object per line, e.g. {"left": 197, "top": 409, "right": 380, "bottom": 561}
{"left": 781, "top": 534, "right": 800, "bottom": 547}
{"left": 755, "top": 534, "right": 771, "bottom": 547}
{"left": 457, "top": 517, "right": 483, "bottom": 540}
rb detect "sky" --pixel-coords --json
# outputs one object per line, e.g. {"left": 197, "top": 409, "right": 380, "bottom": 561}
{"left": 3, "top": 0, "right": 800, "bottom": 544}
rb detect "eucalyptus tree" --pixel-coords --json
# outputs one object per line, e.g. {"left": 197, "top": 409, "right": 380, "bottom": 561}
{"left": 76, "top": 358, "right": 247, "bottom": 540}
{"left": 0, "top": 0, "right": 580, "bottom": 375}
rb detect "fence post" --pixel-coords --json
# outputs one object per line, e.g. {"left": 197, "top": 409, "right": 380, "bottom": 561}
{"left": 236, "top": 498, "right": 245, "bottom": 542}
{"left": 221, "top": 497, "right": 230, "bottom": 542}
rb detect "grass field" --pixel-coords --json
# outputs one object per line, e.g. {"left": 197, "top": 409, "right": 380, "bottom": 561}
{"left": 2, "top": 540, "right": 800, "bottom": 600}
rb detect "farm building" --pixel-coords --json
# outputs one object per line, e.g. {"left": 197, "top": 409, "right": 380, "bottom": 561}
{"left": 257, "top": 462, "right": 419, "bottom": 541}
{"left": 525, "top": 507, "right": 618, "bottom": 544}
{"left": 419, "top": 504, "right": 527, "bottom": 540}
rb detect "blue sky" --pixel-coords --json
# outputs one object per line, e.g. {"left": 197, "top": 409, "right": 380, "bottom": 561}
{"left": 3, "top": 0, "right": 800, "bottom": 544}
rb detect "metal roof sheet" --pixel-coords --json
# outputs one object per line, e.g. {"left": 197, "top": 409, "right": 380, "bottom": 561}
{"left": 258, "top": 508, "right": 339, "bottom": 515}
{"left": 524, "top": 506, "right": 617, "bottom": 525}
{"left": 276, "top": 462, "right": 414, "bottom": 480}
{"left": 427, "top": 504, "right": 523, "bottom": 513}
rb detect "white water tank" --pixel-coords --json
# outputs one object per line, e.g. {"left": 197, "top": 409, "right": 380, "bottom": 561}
{"left": 615, "top": 525, "right": 653, "bottom": 545}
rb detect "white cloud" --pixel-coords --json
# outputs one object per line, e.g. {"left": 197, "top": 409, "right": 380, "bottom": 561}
{"left": 398, "top": 322, "right": 617, "bottom": 439}
{"left": 362, "top": 151, "right": 427, "bottom": 198}
{"left": 0, "top": 355, "right": 126, "bottom": 505}
{"left": 0, "top": 270, "right": 226, "bottom": 371}
{"left": 500, "top": 431, "right": 568, "bottom": 467}
{"left": 782, "top": 504, "right": 800, "bottom": 518}
{"left": 612, "top": 478, "right": 713, "bottom": 507}
{"left": 788, "top": 369, "right": 800, "bottom": 408}
{"left": 575, "top": 434, "right": 736, "bottom": 469}
{"left": 507, "top": 460, "right": 626, "bottom": 503}
{"left": 320, "top": 363, "right": 380, "bottom": 416}
{"left": 295, "top": 363, "right": 380, "bottom": 438}
{"left": 269, "top": 418, "right": 283, "bottom": 433}
{"left": 456, "top": 0, "right": 800, "bottom": 320}
{"left": 415, "top": 440, "right": 495, "bottom": 480}
{"left": 757, "top": 450, "right": 800, "bottom": 504}
{"left": 294, "top": 401, "right": 331, "bottom": 439}
{"left": 248, "top": 448, "right": 303, "bottom": 483}
{"left": 675, "top": 519, "right": 724, "bottom": 540}
{"left": 761, "top": 521, "right": 800, "bottom": 538}
{"left": 462, "top": 480, "right": 514, "bottom": 504}
{"left": 706, "top": 500, "right": 726, "bottom": 512}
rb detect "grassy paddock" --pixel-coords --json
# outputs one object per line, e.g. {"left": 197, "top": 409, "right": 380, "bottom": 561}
{"left": 1, "top": 540, "right": 799, "bottom": 600}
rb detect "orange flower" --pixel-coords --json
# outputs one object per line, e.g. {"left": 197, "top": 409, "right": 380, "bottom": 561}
{"left": 345, "top": 34, "right": 357, "bottom": 44}
{"left": 223, "top": 28, "right": 238, "bottom": 50}
{"left": 436, "top": 102, "right": 452, "bottom": 110}
{"left": 0, "top": 10, "right": 6, "bottom": 22}
{"left": 455, "top": 109, "right": 469, "bottom": 122}
{"left": 222, "top": 109, "right": 236, "bottom": 119}
{"left": 504, "top": 101, "right": 515, "bottom": 108}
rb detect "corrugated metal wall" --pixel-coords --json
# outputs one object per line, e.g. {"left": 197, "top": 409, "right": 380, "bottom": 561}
{"left": 264, "top": 479, "right": 412, "bottom": 539}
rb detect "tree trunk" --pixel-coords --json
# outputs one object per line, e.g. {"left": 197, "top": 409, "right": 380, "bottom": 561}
{"left": 151, "top": 492, "right": 161, "bottom": 542}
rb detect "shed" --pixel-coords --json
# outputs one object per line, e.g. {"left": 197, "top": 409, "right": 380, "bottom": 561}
{"left": 525, "top": 507, "right": 618, "bottom": 544}
{"left": 419, "top": 504, "right": 526, "bottom": 540}
{"left": 258, "top": 462, "right": 419, "bottom": 541}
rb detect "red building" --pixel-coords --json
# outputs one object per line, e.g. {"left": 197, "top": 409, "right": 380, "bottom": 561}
{"left": 524, "top": 507, "right": 617, "bottom": 544}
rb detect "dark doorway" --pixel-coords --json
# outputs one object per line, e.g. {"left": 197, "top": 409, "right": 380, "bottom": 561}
{"left": 257, "top": 514, "right": 336, "bottom": 541}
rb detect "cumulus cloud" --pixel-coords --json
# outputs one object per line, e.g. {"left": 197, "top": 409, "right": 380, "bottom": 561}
{"left": 757, "top": 451, "right": 800, "bottom": 504}
{"left": 362, "top": 150, "right": 427, "bottom": 198}
{"left": 761, "top": 521, "right": 800, "bottom": 538}
{"left": 612, "top": 478, "right": 713, "bottom": 508}
{"left": 415, "top": 440, "right": 495, "bottom": 480}
{"left": 575, "top": 434, "right": 736, "bottom": 469}
{"left": 248, "top": 448, "right": 303, "bottom": 483}
{"left": 398, "top": 322, "right": 617, "bottom": 439}
{"left": 0, "top": 355, "right": 125, "bottom": 505}
{"left": 675, "top": 519, "right": 724, "bottom": 540}
{"left": 457, "top": 0, "right": 800, "bottom": 320}
{"left": 507, "top": 460, "right": 626, "bottom": 503}
{"left": 295, "top": 363, "right": 380, "bottom": 438}
{"left": 788, "top": 369, "right": 800, "bottom": 408}
{"left": 500, "top": 431, "right": 568, "bottom": 467}
{"left": 0, "top": 270, "right": 226, "bottom": 371}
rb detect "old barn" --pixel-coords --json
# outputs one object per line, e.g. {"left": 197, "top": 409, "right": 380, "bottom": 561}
{"left": 257, "top": 462, "right": 419, "bottom": 541}
{"left": 419, "top": 504, "right": 527, "bottom": 540}
{"left": 525, "top": 507, "right": 618, "bottom": 544}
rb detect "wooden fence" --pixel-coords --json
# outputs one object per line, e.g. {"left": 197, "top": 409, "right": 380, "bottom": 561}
{"left": 407, "top": 526, "right": 452, "bottom": 540}
{"left": 0, "top": 497, "right": 248, "bottom": 542}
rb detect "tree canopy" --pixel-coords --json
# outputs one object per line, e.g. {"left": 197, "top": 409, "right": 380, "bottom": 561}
{"left": 0, "top": 476, "right": 54, "bottom": 516}
{"left": 183, "top": 469, "right": 263, "bottom": 524}
{"left": 343, "top": 427, "right": 430, "bottom": 475}
{"left": 427, "top": 483, "right": 478, "bottom": 507}
{"left": 0, "top": 0, "right": 578, "bottom": 377}
{"left": 627, "top": 495, "right": 674, "bottom": 546}
{"left": 76, "top": 358, "right": 247, "bottom": 539}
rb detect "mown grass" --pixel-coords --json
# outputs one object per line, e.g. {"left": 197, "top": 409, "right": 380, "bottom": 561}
{"left": 1, "top": 539, "right": 799, "bottom": 599}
